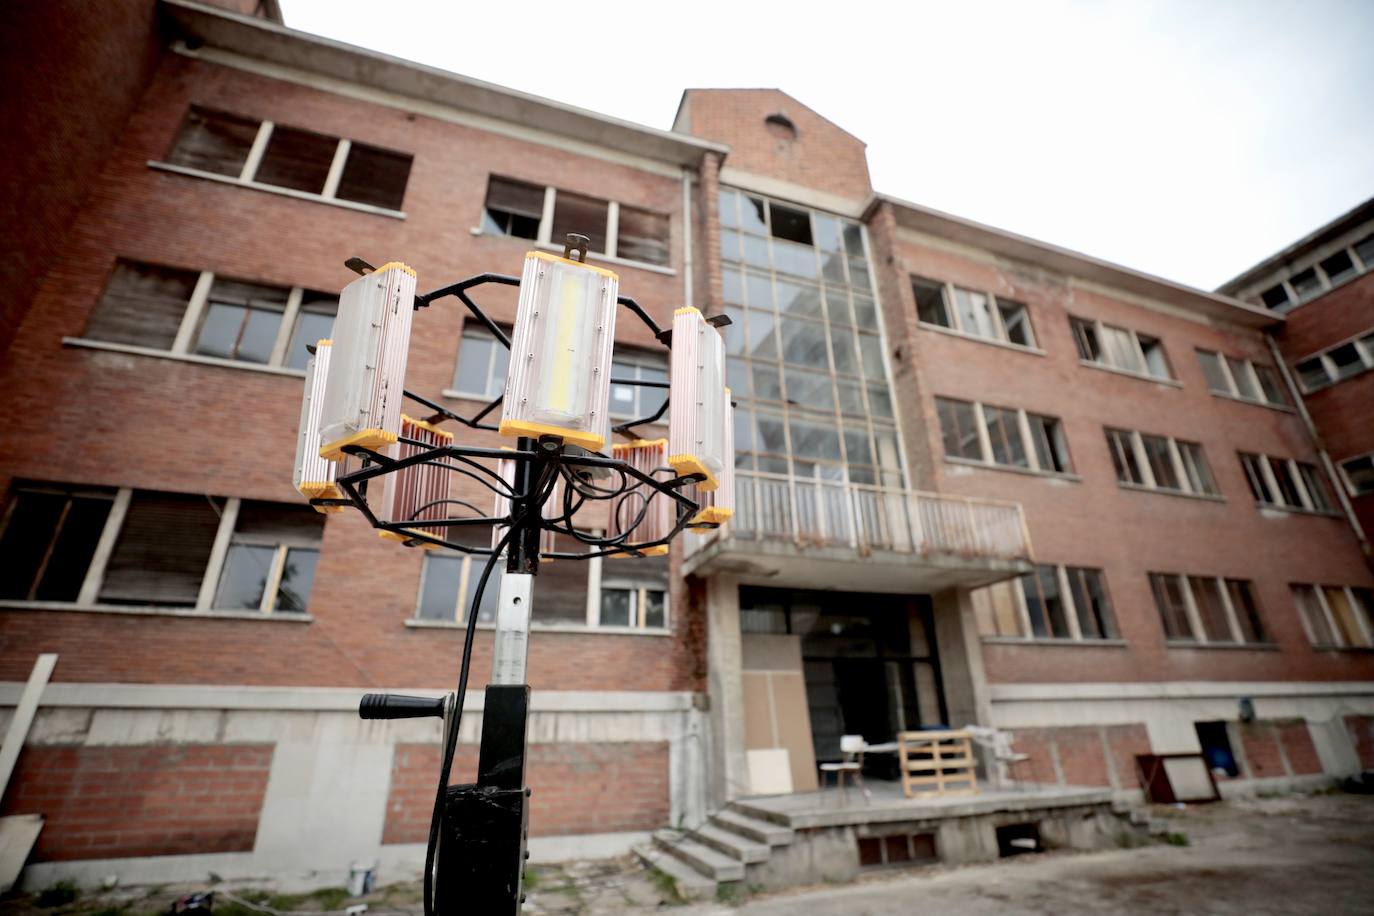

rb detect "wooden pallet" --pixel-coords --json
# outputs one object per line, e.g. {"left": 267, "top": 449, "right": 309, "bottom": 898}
{"left": 897, "top": 730, "right": 978, "bottom": 798}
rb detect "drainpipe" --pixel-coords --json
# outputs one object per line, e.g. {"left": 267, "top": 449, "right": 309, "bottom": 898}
{"left": 1266, "top": 333, "right": 1370, "bottom": 558}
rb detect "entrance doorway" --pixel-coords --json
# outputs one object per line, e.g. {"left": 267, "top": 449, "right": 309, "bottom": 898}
{"left": 740, "top": 587, "right": 947, "bottom": 772}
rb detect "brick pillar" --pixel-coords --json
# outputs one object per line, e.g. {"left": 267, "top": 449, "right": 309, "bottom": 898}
{"left": 699, "top": 151, "right": 725, "bottom": 318}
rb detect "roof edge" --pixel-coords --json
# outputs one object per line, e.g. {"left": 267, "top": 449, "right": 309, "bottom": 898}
{"left": 160, "top": 0, "right": 728, "bottom": 169}
{"left": 871, "top": 193, "right": 1281, "bottom": 329}
{"left": 1215, "top": 195, "right": 1374, "bottom": 295}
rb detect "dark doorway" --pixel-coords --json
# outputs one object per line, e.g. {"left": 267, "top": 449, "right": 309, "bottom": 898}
{"left": 740, "top": 587, "right": 948, "bottom": 772}
{"left": 1194, "top": 721, "right": 1239, "bottom": 778}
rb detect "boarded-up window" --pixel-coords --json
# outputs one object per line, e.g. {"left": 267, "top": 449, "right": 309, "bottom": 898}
{"left": 99, "top": 491, "right": 222, "bottom": 606}
{"left": 482, "top": 177, "right": 544, "bottom": 238}
{"left": 85, "top": 260, "right": 198, "bottom": 349}
{"left": 254, "top": 125, "right": 336, "bottom": 194}
{"left": 0, "top": 483, "right": 116, "bottom": 602}
{"left": 617, "top": 206, "right": 670, "bottom": 266}
{"left": 335, "top": 143, "right": 412, "bottom": 211}
{"left": 167, "top": 107, "right": 260, "bottom": 177}
{"left": 532, "top": 534, "right": 590, "bottom": 624}
{"left": 550, "top": 191, "right": 608, "bottom": 253}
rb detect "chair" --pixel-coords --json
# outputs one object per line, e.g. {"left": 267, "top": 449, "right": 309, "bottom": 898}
{"left": 818, "top": 735, "right": 871, "bottom": 803}
{"left": 965, "top": 725, "right": 1042, "bottom": 790}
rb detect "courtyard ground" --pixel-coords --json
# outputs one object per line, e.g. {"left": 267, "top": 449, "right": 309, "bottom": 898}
{"left": 3, "top": 792, "right": 1371, "bottom": 915}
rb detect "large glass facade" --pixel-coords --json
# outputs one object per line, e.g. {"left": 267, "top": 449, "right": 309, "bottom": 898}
{"left": 718, "top": 188, "right": 905, "bottom": 489}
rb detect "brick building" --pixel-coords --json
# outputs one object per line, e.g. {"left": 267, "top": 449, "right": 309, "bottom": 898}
{"left": 1, "top": 0, "right": 1372, "bottom": 889}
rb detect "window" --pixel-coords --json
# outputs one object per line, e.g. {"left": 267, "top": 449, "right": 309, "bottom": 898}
{"left": 82, "top": 260, "right": 336, "bottom": 372}
{"left": 451, "top": 325, "right": 511, "bottom": 399}
{"left": 912, "top": 275, "right": 1037, "bottom": 349}
{"left": 212, "top": 501, "right": 323, "bottom": 613}
{"left": 610, "top": 350, "right": 668, "bottom": 420}
{"left": 1237, "top": 452, "right": 1337, "bottom": 514}
{"left": 1069, "top": 316, "right": 1173, "bottom": 380}
{"left": 1289, "top": 267, "right": 1323, "bottom": 301}
{"left": 599, "top": 583, "right": 667, "bottom": 628}
{"left": 1149, "top": 573, "right": 1268, "bottom": 645}
{"left": 0, "top": 483, "right": 322, "bottom": 615}
{"left": 973, "top": 564, "right": 1118, "bottom": 641}
{"left": 1292, "top": 584, "right": 1374, "bottom": 649}
{"left": 1341, "top": 453, "right": 1374, "bottom": 497}
{"left": 482, "top": 176, "right": 544, "bottom": 239}
{"left": 1356, "top": 234, "right": 1374, "bottom": 269}
{"left": 416, "top": 531, "right": 503, "bottom": 623}
{"left": 0, "top": 483, "right": 116, "bottom": 602}
{"left": 937, "top": 398, "right": 1073, "bottom": 476}
{"left": 162, "top": 107, "right": 412, "bottom": 212}
{"left": 479, "top": 176, "right": 671, "bottom": 268}
{"left": 1319, "top": 250, "right": 1357, "bottom": 286}
{"left": 1105, "top": 428, "right": 1218, "bottom": 496}
{"left": 1259, "top": 283, "right": 1292, "bottom": 312}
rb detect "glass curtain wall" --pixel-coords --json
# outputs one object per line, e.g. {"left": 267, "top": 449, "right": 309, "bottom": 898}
{"left": 718, "top": 189, "right": 905, "bottom": 493}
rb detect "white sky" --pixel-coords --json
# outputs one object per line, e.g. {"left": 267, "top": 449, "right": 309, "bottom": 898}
{"left": 281, "top": 0, "right": 1374, "bottom": 290}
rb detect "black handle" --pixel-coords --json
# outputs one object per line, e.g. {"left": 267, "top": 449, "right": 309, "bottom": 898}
{"left": 359, "top": 693, "right": 447, "bottom": 720}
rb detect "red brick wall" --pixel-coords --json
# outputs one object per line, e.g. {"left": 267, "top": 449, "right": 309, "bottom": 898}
{"left": 1345, "top": 714, "right": 1374, "bottom": 769}
{"left": 1277, "top": 721, "right": 1322, "bottom": 775}
{"left": 889, "top": 234, "right": 1374, "bottom": 684}
{"left": 0, "top": 54, "right": 705, "bottom": 694}
{"left": 677, "top": 90, "right": 871, "bottom": 203}
{"left": 0, "top": 744, "right": 272, "bottom": 862}
{"left": 0, "top": 0, "right": 162, "bottom": 355}
{"left": 1238, "top": 723, "right": 1286, "bottom": 779}
{"left": 1007, "top": 724, "right": 1137, "bottom": 789}
{"left": 1104, "top": 724, "right": 1152, "bottom": 789}
{"left": 383, "top": 742, "right": 670, "bottom": 843}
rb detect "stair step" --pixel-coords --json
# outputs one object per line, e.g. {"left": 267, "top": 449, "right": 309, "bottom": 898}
{"left": 633, "top": 844, "right": 716, "bottom": 901}
{"left": 711, "top": 809, "right": 795, "bottom": 847}
{"left": 687, "top": 822, "right": 771, "bottom": 863}
{"left": 653, "top": 829, "right": 746, "bottom": 882}
{"left": 728, "top": 799, "right": 794, "bottom": 829}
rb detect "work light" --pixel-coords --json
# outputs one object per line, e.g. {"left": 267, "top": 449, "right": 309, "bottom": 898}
{"left": 293, "top": 339, "right": 343, "bottom": 512}
{"left": 319, "top": 262, "right": 417, "bottom": 461}
{"left": 377, "top": 415, "right": 453, "bottom": 546}
{"left": 499, "top": 252, "right": 618, "bottom": 451}
{"left": 668, "top": 307, "right": 727, "bottom": 490}
{"left": 608, "top": 438, "right": 670, "bottom": 556}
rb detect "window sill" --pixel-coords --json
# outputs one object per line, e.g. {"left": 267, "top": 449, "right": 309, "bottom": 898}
{"left": 981, "top": 637, "right": 1128, "bottom": 647}
{"left": 468, "top": 228, "right": 677, "bottom": 276}
{"left": 1255, "top": 502, "right": 1343, "bottom": 519}
{"left": 1079, "top": 360, "right": 1181, "bottom": 388}
{"left": 917, "top": 321, "right": 1046, "bottom": 356}
{"left": 1308, "top": 644, "right": 1374, "bottom": 653}
{"left": 64, "top": 337, "right": 308, "bottom": 378}
{"left": 0, "top": 600, "right": 313, "bottom": 623}
{"left": 1164, "top": 640, "right": 1279, "bottom": 651}
{"left": 1117, "top": 482, "right": 1225, "bottom": 503}
{"left": 943, "top": 456, "right": 1081, "bottom": 482}
{"left": 149, "top": 161, "right": 407, "bottom": 219}
{"left": 1208, "top": 391, "right": 1294, "bottom": 413}
{"left": 405, "top": 618, "right": 670, "bottom": 637}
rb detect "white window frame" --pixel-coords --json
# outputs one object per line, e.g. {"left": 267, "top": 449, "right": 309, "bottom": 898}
{"left": 1238, "top": 452, "right": 1336, "bottom": 515}
{"left": 1292, "top": 330, "right": 1374, "bottom": 393}
{"left": 598, "top": 579, "right": 670, "bottom": 630}
{"left": 477, "top": 179, "right": 674, "bottom": 274}
{"left": 977, "top": 563, "right": 1120, "bottom": 643}
{"left": 916, "top": 279, "right": 1039, "bottom": 351}
{"left": 942, "top": 399, "right": 1074, "bottom": 478}
{"left": 1295, "top": 583, "right": 1374, "bottom": 649}
{"left": 448, "top": 325, "right": 511, "bottom": 400}
{"left": 1197, "top": 348, "right": 1289, "bottom": 409}
{"left": 1110, "top": 428, "right": 1219, "bottom": 498}
{"left": 150, "top": 116, "right": 408, "bottom": 218}
{"left": 1155, "top": 573, "right": 1264, "bottom": 646}
{"left": 2, "top": 488, "right": 316, "bottom": 618}
{"left": 609, "top": 349, "right": 670, "bottom": 421}
{"left": 1070, "top": 315, "right": 1175, "bottom": 382}
{"left": 1338, "top": 451, "right": 1374, "bottom": 498}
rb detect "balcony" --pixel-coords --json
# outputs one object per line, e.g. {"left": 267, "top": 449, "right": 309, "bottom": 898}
{"left": 683, "top": 471, "right": 1033, "bottom": 593}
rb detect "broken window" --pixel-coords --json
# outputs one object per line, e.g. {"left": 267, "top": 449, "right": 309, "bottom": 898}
{"left": 193, "top": 277, "right": 291, "bottom": 364}
{"left": 1259, "top": 283, "right": 1292, "bottom": 312}
{"left": 1066, "top": 566, "right": 1118, "bottom": 639}
{"left": 1355, "top": 234, "right": 1374, "bottom": 269}
{"left": 1289, "top": 266, "right": 1324, "bottom": 301}
{"left": 85, "top": 259, "right": 198, "bottom": 349}
{"left": 1319, "top": 250, "right": 1357, "bottom": 286}
{"left": 0, "top": 482, "right": 116, "bottom": 602}
{"left": 334, "top": 142, "right": 412, "bottom": 211}
{"left": 1019, "top": 565, "right": 1070, "bottom": 638}
{"left": 616, "top": 205, "right": 670, "bottom": 266}
{"left": 99, "top": 491, "right": 222, "bottom": 606}
{"left": 1342, "top": 454, "right": 1374, "bottom": 497}
{"left": 254, "top": 124, "right": 337, "bottom": 195}
{"left": 482, "top": 177, "right": 544, "bottom": 239}
{"left": 1149, "top": 573, "right": 1193, "bottom": 641}
{"left": 936, "top": 398, "right": 980, "bottom": 461}
{"left": 550, "top": 190, "right": 609, "bottom": 253}
{"left": 1137, "top": 333, "right": 1170, "bottom": 378}
{"left": 1226, "top": 579, "right": 1267, "bottom": 643}
{"left": 768, "top": 203, "right": 813, "bottom": 246}
{"left": 1070, "top": 316, "right": 1102, "bottom": 361}
{"left": 167, "top": 107, "right": 260, "bottom": 177}
{"left": 996, "top": 298, "right": 1035, "bottom": 347}
{"left": 1026, "top": 413, "right": 1072, "bottom": 473}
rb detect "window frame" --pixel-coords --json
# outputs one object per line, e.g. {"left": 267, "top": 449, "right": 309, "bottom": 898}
{"left": 973, "top": 563, "right": 1121, "bottom": 643}
{"left": 1339, "top": 451, "right": 1374, "bottom": 498}
{"left": 936, "top": 397, "right": 1075, "bottom": 478}
{"left": 1291, "top": 329, "right": 1374, "bottom": 393}
{"left": 608, "top": 348, "right": 670, "bottom": 421}
{"left": 79, "top": 262, "right": 335, "bottom": 375}
{"left": 1194, "top": 348, "right": 1290, "bottom": 409}
{"left": 1069, "top": 315, "right": 1175, "bottom": 382}
{"left": 1254, "top": 232, "right": 1374, "bottom": 314}
{"left": 912, "top": 275, "right": 1041, "bottom": 352}
{"left": 153, "top": 108, "right": 411, "bottom": 218}
{"left": 475, "top": 176, "right": 674, "bottom": 272}
{"left": 1149, "top": 572, "right": 1271, "bottom": 646}
{"left": 1236, "top": 452, "right": 1339, "bottom": 515}
{"left": 0, "top": 487, "right": 319, "bottom": 619}
{"left": 448, "top": 323, "right": 512, "bottom": 400}
{"left": 1292, "top": 583, "right": 1374, "bottom": 649}
{"left": 1104, "top": 428, "right": 1220, "bottom": 498}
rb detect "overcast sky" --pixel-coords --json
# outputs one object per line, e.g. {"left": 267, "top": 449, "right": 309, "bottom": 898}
{"left": 281, "top": 0, "right": 1374, "bottom": 290}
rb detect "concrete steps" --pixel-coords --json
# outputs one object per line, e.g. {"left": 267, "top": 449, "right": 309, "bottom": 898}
{"left": 711, "top": 808, "right": 795, "bottom": 846}
{"left": 632, "top": 842, "right": 717, "bottom": 900}
{"left": 652, "top": 828, "right": 746, "bottom": 881}
{"left": 687, "top": 821, "right": 772, "bottom": 863}
{"left": 636, "top": 806, "right": 798, "bottom": 895}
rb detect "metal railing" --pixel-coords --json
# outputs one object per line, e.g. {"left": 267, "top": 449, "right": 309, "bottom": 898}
{"left": 720, "top": 471, "right": 1031, "bottom": 562}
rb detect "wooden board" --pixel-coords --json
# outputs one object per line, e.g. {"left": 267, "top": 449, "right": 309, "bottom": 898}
{"left": 898, "top": 730, "right": 979, "bottom": 798}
